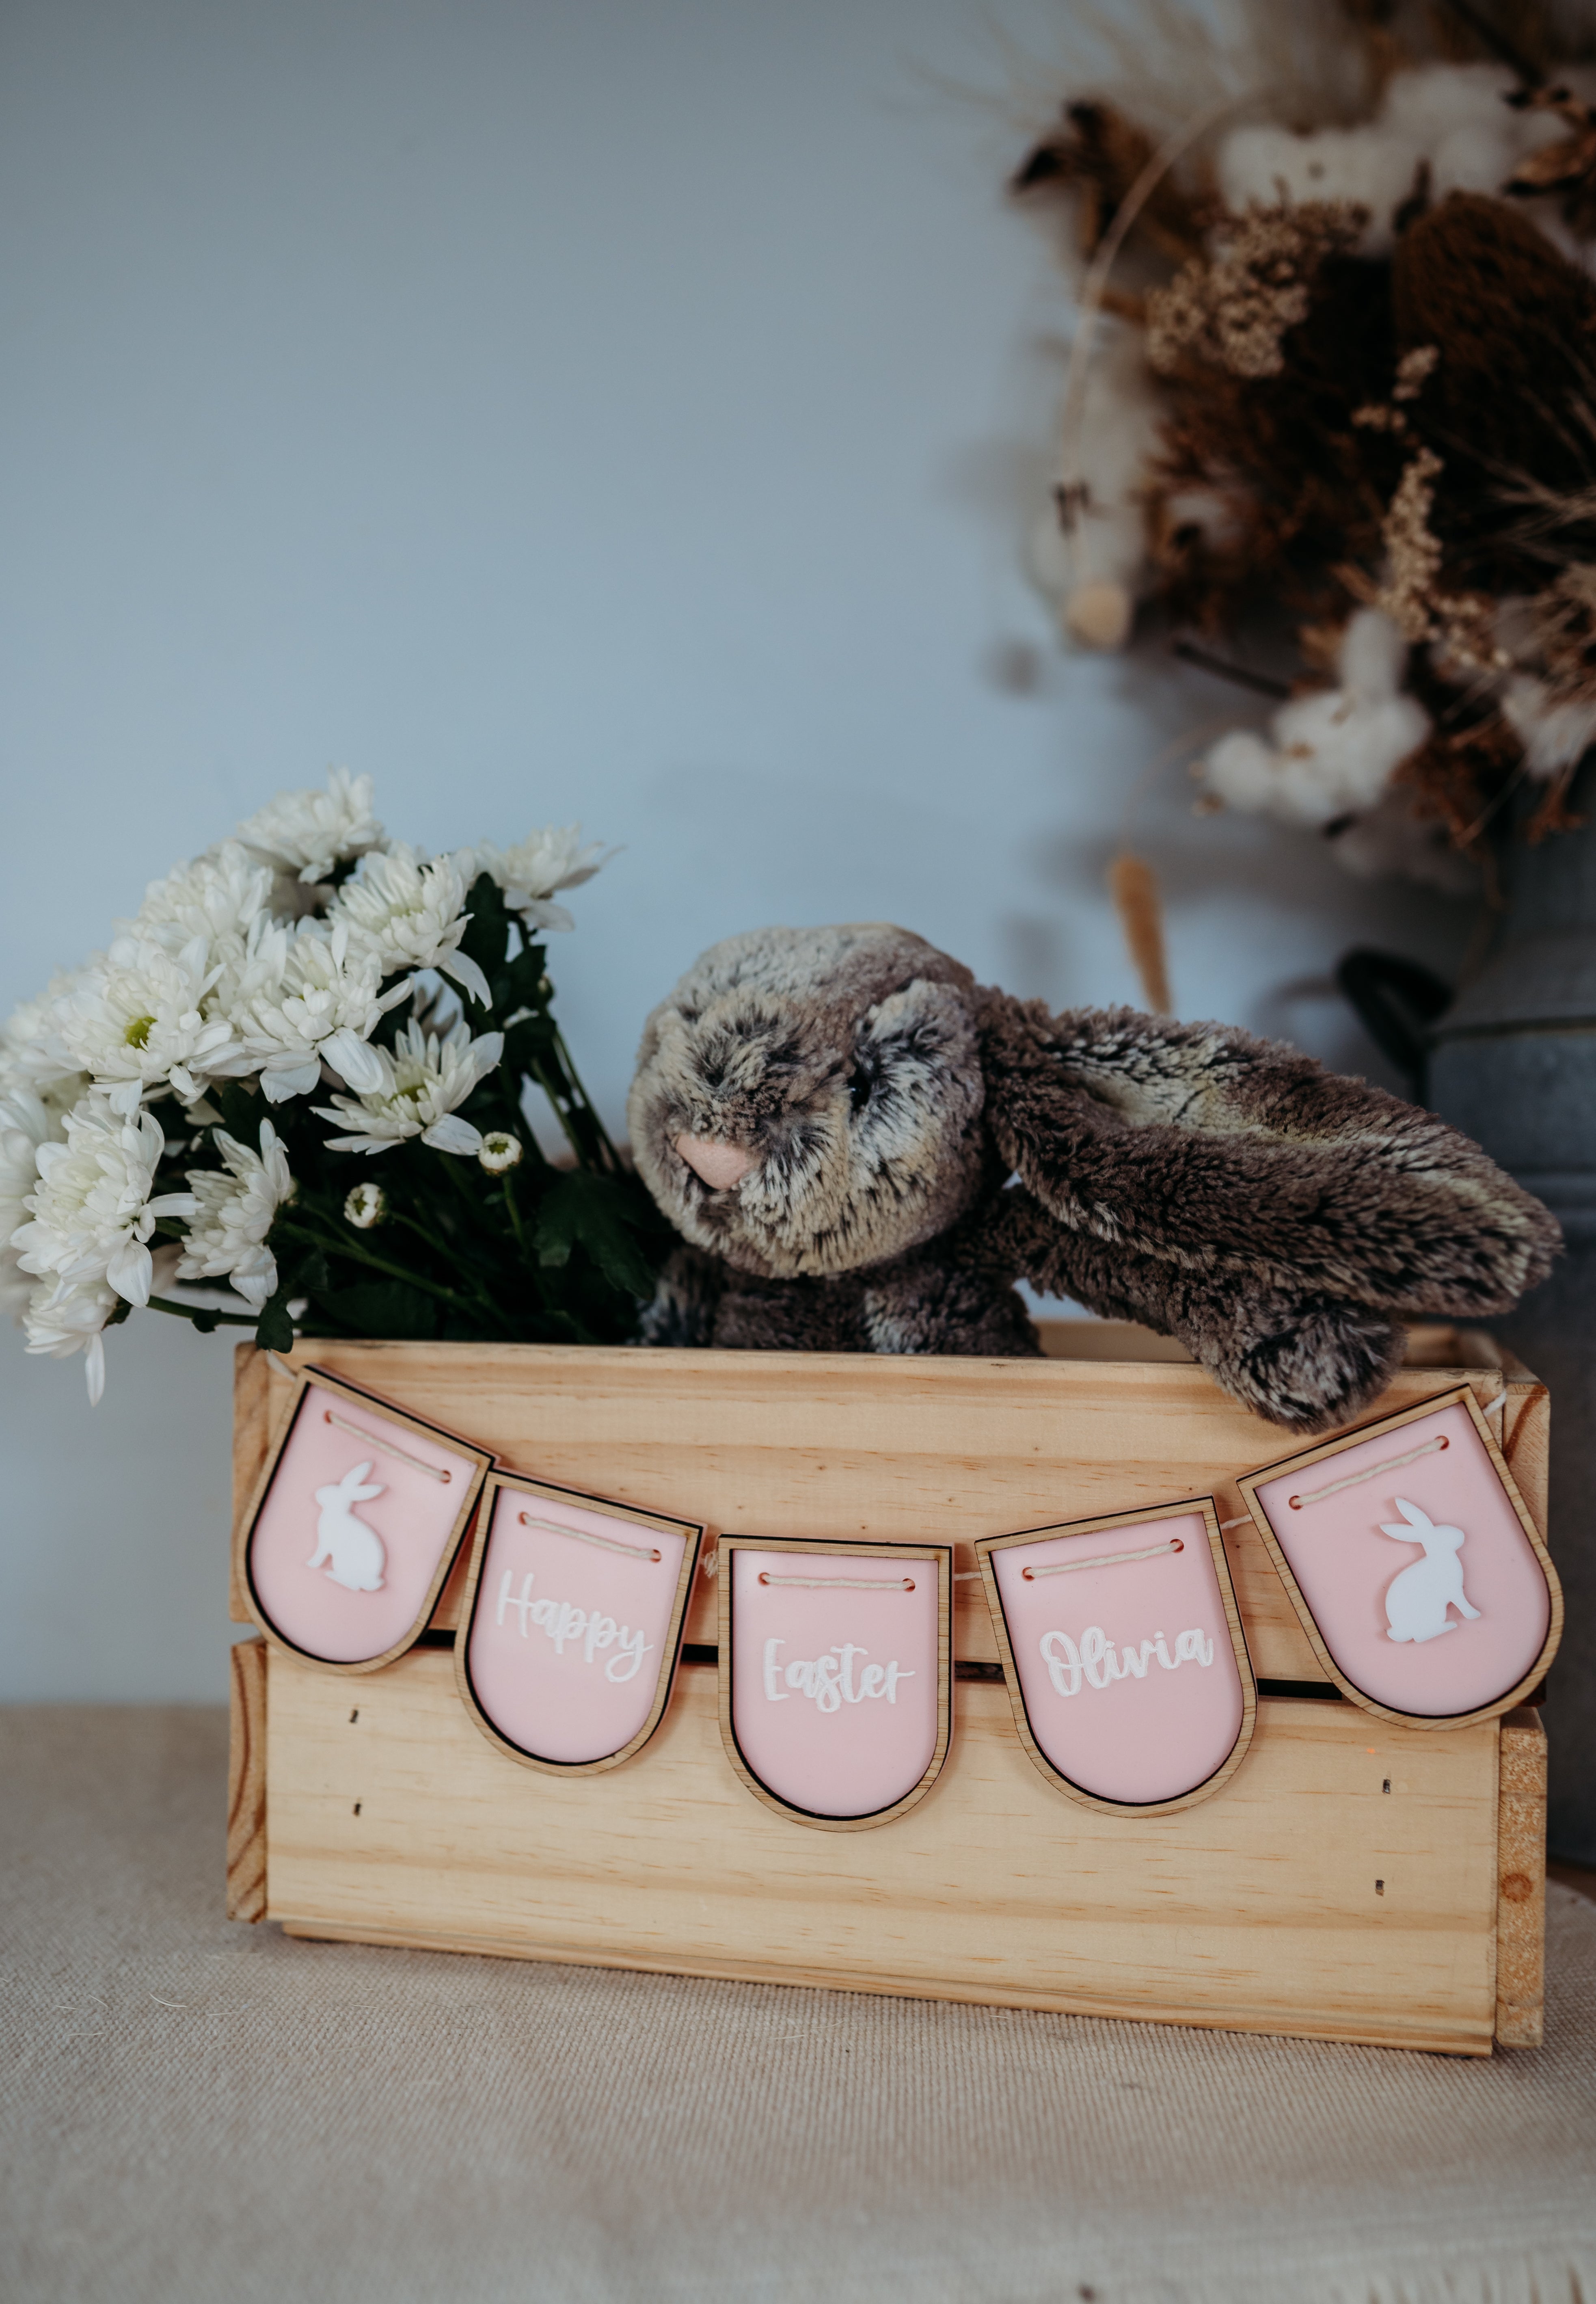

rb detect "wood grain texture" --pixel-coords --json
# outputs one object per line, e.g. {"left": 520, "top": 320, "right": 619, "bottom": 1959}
{"left": 227, "top": 1636, "right": 268, "bottom": 1922}
{"left": 1496, "top": 1706, "right": 1548, "bottom": 2048}
{"left": 265, "top": 1644, "right": 1502, "bottom": 2053}
{"left": 230, "top": 1338, "right": 1538, "bottom": 1689}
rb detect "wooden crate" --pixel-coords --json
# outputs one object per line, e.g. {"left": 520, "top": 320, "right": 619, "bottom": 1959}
{"left": 228, "top": 1326, "right": 1551, "bottom": 2055}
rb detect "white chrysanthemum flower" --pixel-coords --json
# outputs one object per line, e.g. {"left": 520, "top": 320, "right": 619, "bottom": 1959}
{"left": 234, "top": 767, "right": 386, "bottom": 886}
{"left": 314, "top": 1019, "right": 504, "bottom": 1156}
{"left": 326, "top": 844, "right": 491, "bottom": 1007}
{"left": 0, "top": 1087, "right": 58, "bottom": 1318}
{"left": 344, "top": 1180, "right": 386, "bottom": 1228}
{"left": 462, "top": 824, "right": 608, "bottom": 932}
{"left": 13, "top": 1093, "right": 190, "bottom": 1310}
{"left": 228, "top": 919, "right": 412, "bottom": 1102}
{"left": 23, "top": 1274, "right": 121, "bottom": 1403}
{"left": 175, "top": 1118, "right": 294, "bottom": 1310}
{"left": 60, "top": 933, "right": 241, "bottom": 1115}
{"left": 0, "top": 973, "right": 95, "bottom": 1115}
{"left": 477, "top": 1130, "right": 523, "bottom": 1174}
{"left": 133, "top": 840, "right": 276, "bottom": 953}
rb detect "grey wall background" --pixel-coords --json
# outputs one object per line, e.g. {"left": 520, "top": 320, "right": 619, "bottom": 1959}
{"left": 0, "top": 0, "right": 1471, "bottom": 1699}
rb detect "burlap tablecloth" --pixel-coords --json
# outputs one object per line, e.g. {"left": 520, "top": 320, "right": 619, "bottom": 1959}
{"left": 4, "top": 1706, "right": 1593, "bottom": 2304}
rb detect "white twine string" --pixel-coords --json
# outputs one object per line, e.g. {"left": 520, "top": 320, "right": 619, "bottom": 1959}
{"left": 1219, "top": 1515, "right": 1251, "bottom": 1532}
{"left": 1290, "top": 1435, "right": 1447, "bottom": 1510}
{"left": 520, "top": 1511, "right": 660, "bottom": 1563}
{"left": 1022, "top": 1537, "right": 1183, "bottom": 1581}
{"left": 323, "top": 1407, "right": 452, "bottom": 1483}
{"left": 758, "top": 1573, "right": 916, "bottom": 1592}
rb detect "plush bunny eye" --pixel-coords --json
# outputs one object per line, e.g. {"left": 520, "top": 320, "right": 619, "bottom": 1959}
{"left": 848, "top": 1060, "right": 877, "bottom": 1112}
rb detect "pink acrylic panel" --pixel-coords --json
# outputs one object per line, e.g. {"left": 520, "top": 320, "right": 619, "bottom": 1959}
{"left": 989, "top": 1512, "right": 1246, "bottom": 1806}
{"left": 728, "top": 1548, "right": 943, "bottom": 1820}
{"left": 464, "top": 1489, "right": 693, "bottom": 1766}
{"left": 1248, "top": 1399, "right": 1551, "bottom": 1718}
{"left": 247, "top": 1381, "right": 480, "bottom": 1665}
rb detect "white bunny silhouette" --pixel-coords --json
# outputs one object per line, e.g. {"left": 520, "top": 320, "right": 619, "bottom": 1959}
{"left": 309, "top": 1461, "right": 387, "bottom": 1593}
{"left": 1379, "top": 1496, "right": 1481, "bottom": 1644}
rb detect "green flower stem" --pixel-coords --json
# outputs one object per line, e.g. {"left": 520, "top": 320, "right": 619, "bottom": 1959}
{"left": 549, "top": 1024, "right": 624, "bottom": 1173}
{"left": 276, "top": 1218, "right": 475, "bottom": 1310}
{"left": 502, "top": 1167, "right": 528, "bottom": 1255}
{"left": 145, "top": 1294, "right": 260, "bottom": 1328}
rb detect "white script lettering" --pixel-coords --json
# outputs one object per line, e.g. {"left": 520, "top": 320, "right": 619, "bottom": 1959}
{"left": 496, "top": 1569, "right": 651, "bottom": 1683}
{"left": 1039, "top": 1624, "right": 1214, "bottom": 1698}
{"left": 760, "top": 1638, "right": 914, "bottom": 1712}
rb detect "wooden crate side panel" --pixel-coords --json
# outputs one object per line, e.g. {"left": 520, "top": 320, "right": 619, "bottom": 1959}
{"left": 227, "top": 1636, "right": 268, "bottom": 1922}
{"left": 265, "top": 1647, "right": 1499, "bottom": 2053}
{"left": 1496, "top": 1706, "right": 1548, "bottom": 2048}
{"left": 235, "top": 1345, "right": 1528, "bottom": 1686}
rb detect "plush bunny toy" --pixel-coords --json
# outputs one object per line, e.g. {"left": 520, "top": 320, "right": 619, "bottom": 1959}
{"left": 626, "top": 924, "right": 1558, "bottom": 1433}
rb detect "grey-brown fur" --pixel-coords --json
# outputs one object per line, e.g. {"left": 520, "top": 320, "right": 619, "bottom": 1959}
{"left": 628, "top": 925, "right": 1559, "bottom": 1432}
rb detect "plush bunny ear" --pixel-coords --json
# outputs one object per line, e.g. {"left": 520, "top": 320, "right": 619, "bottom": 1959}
{"left": 974, "top": 1184, "right": 1405, "bottom": 1433}
{"left": 974, "top": 990, "right": 1559, "bottom": 1318}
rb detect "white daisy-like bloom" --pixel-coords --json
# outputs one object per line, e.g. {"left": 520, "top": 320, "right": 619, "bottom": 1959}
{"left": 133, "top": 840, "right": 276, "bottom": 954}
{"left": 59, "top": 933, "right": 241, "bottom": 1116}
{"left": 175, "top": 1117, "right": 294, "bottom": 1310}
{"left": 462, "top": 823, "right": 608, "bottom": 933}
{"left": 12, "top": 1092, "right": 190, "bottom": 1311}
{"left": 326, "top": 844, "right": 491, "bottom": 1007}
{"left": 0, "top": 1087, "right": 58, "bottom": 1318}
{"left": 315, "top": 1019, "right": 504, "bottom": 1156}
{"left": 227, "top": 918, "right": 412, "bottom": 1103}
{"left": 477, "top": 1129, "right": 523, "bottom": 1174}
{"left": 23, "top": 1273, "right": 121, "bottom": 1403}
{"left": 234, "top": 767, "right": 386, "bottom": 886}
{"left": 0, "top": 973, "right": 95, "bottom": 1117}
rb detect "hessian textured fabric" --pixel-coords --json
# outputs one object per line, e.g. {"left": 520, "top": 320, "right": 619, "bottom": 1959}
{"left": 3, "top": 1705, "right": 1594, "bottom": 2304}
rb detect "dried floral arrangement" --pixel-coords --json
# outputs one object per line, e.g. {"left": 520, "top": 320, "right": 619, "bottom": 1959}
{"left": 0, "top": 771, "right": 663, "bottom": 1398}
{"left": 1013, "top": 0, "right": 1596, "bottom": 897}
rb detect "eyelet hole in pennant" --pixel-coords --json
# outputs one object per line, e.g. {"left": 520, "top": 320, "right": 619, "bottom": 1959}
{"left": 454, "top": 1473, "right": 704, "bottom": 1774}
{"left": 976, "top": 1502, "right": 1255, "bottom": 1816}
{"left": 718, "top": 1538, "right": 952, "bottom": 1830}
{"left": 1237, "top": 1386, "right": 1562, "bottom": 1729}
{"left": 240, "top": 1366, "right": 493, "bottom": 1674}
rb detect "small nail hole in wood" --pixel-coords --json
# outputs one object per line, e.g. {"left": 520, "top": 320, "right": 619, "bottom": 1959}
{"left": 349, "top": 1709, "right": 359, "bottom": 1724}
{"left": 1382, "top": 1778, "right": 1391, "bottom": 1794}
{"left": 1375, "top": 1878, "right": 1384, "bottom": 1895}
{"left": 353, "top": 1802, "right": 363, "bottom": 1816}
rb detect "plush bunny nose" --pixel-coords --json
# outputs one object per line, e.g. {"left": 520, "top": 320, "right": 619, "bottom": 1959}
{"left": 675, "top": 1133, "right": 758, "bottom": 1190}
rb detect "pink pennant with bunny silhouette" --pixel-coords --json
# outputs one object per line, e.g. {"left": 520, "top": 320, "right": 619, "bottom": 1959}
{"left": 1237, "top": 1385, "right": 1562, "bottom": 1728}
{"left": 239, "top": 1363, "right": 494, "bottom": 1672}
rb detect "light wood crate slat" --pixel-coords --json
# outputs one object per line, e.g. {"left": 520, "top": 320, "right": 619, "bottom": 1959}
{"left": 1495, "top": 1707, "right": 1548, "bottom": 2047}
{"left": 230, "top": 1336, "right": 1545, "bottom": 1688}
{"left": 264, "top": 1645, "right": 1503, "bottom": 2055}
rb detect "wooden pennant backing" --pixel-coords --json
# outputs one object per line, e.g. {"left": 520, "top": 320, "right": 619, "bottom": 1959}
{"left": 237, "top": 1364, "right": 494, "bottom": 1675}
{"left": 975, "top": 1498, "right": 1257, "bottom": 1818}
{"left": 1236, "top": 1385, "right": 1562, "bottom": 1731}
{"left": 453, "top": 1469, "right": 704, "bottom": 1776}
{"left": 716, "top": 1535, "right": 952, "bottom": 1832}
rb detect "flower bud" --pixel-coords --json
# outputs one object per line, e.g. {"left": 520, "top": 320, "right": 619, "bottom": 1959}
{"left": 478, "top": 1130, "right": 523, "bottom": 1174}
{"left": 343, "top": 1181, "right": 387, "bottom": 1230}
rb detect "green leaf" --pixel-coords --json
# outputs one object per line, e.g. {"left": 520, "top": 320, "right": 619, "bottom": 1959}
{"left": 317, "top": 1281, "right": 441, "bottom": 1340}
{"left": 533, "top": 1170, "right": 656, "bottom": 1298}
{"left": 254, "top": 1294, "right": 296, "bottom": 1354}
